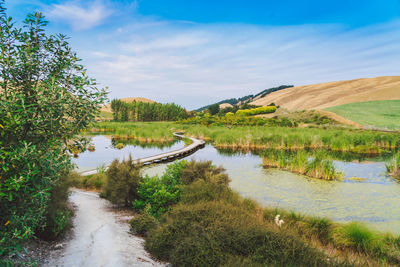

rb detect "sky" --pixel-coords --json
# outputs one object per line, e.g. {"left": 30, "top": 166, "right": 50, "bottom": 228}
{"left": 4, "top": 0, "right": 400, "bottom": 109}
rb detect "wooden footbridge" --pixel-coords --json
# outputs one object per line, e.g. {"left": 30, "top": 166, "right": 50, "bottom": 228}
{"left": 80, "top": 132, "right": 205, "bottom": 176}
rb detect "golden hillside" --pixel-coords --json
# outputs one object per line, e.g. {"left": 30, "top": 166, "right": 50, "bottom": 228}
{"left": 101, "top": 97, "right": 155, "bottom": 112}
{"left": 219, "top": 103, "right": 233, "bottom": 109}
{"left": 251, "top": 76, "right": 400, "bottom": 110}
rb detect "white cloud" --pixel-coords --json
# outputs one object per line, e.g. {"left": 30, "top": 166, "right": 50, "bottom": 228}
{"left": 47, "top": 1, "right": 112, "bottom": 30}
{"left": 78, "top": 19, "right": 400, "bottom": 109}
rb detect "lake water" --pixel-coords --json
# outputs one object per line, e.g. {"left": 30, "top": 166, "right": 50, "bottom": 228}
{"left": 73, "top": 135, "right": 400, "bottom": 234}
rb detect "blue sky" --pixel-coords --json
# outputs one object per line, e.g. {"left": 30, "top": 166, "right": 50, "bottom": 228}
{"left": 4, "top": 0, "right": 400, "bottom": 109}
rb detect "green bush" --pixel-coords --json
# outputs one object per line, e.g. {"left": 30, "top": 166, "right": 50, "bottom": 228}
{"left": 145, "top": 201, "right": 337, "bottom": 266}
{"left": 132, "top": 160, "right": 188, "bottom": 218}
{"left": 129, "top": 212, "right": 159, "bottom": 236}
{"left": 103, "top": 156, "right": 142, "bottom": 206}
{"left": 236, "top": 106, "right": 277, "bottom": 116}
{"left": 35, "top": 172, "right": 72, "bottom": 241}
{"left": 0, "top": 2, "right": 106, "bottom": 257}
{"left": 180, "top": 179, "right": 234, "bottom": 204}
{"left": 180, "top": 160, "right": 230, "bottom": 185}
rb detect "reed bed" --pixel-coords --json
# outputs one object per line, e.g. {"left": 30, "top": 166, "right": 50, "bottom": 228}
{"left": 262, "top": 150, "right": 342, "bottom": 180}
{"left": 88, "top": 122, "right": 400, "bottom": 155}
{"left": 386, "top": 152, "right": 400, "bottom": 178}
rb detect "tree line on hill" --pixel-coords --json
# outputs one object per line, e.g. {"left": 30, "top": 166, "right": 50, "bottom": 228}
{"left": 196, "top": 85, "right": 293, "bottom": 112}
{"left": 111, "top": 99, "right": 189, "bottom": 122}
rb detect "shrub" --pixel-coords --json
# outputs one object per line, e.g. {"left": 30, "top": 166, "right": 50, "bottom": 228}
{"left": 35, "top": 172, "right": 73, "bottom": 241}
{"left": 236, "top": 106, "right": 277, "bottom": 116}
{"left": 180, "top": 160, "right": 230, "bottom": 185}
{"left": 103, "top": 156, "right": 142, "bottom": 206}
{"left": 0, "top": 2, "right": 106, "bottom": 257}
{"left": 180, "top": 179, "right": 233, "bottom": 204}
{"left": 145, "top": 201, "right": 337, "bottom": 266}
{"left": 130, "top": 212, "right": 159, "bottom": 236}
{"left": 132, "top": 160, "right": 188, "bottom": 218}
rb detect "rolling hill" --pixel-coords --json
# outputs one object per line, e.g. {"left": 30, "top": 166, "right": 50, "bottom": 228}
{"left": 250, "top": 76, "right": 400, "bottom": 110}
{"left": 196, "top": 85, "right": 293, "bottom": 111}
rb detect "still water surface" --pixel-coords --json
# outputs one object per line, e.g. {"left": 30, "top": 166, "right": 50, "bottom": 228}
{"left": 73, "top": 135, "right": 400, "bottom": 234}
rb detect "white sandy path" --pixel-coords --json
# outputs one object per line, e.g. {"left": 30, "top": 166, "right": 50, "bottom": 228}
{"left": 44, "top": 189, "right": 164, "bottom": 267}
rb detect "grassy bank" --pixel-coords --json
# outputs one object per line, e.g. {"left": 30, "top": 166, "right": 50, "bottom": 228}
{"left": 89, "top": 121, "right": 400, "bottom": 154}
{"left": 326, "top": 100, "right": 400, "bottom": 131}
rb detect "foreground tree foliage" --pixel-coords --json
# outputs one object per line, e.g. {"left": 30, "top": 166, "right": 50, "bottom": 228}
{"left": 0, "top": 2, "right": 107, "bottom": 257}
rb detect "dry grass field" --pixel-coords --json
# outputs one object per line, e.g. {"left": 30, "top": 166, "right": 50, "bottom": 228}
{"left": 251, "top": 76, "right": 400, "bottom": 110}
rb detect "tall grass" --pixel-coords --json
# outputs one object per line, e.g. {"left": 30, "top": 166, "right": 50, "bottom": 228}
{"left": 386, "top": 152, "right": 400, "bottom": 178}
{"left": 262, "top": 150, "right": 342, "bottom": 180}
{"left": 89, "top": 122, "right": 400, "bottom": 155}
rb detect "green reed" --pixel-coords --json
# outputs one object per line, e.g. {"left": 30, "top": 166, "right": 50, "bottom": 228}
{"left": 262, "top": 150, "right": 342, "bottom": 180}
{"left": 88, "top": 122, "right": 400, "bottom": 155}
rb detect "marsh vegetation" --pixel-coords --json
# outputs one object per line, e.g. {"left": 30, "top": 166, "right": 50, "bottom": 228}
{"left": 89, "top": 121, "right": 400, "bottom": 154}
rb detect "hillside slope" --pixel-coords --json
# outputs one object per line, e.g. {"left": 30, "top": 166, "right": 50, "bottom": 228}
{"left": 325, "top": 100, "right": 400, "bottom": 130}
{"left": 251, "top": 76, "right": 400, "bottom": 110}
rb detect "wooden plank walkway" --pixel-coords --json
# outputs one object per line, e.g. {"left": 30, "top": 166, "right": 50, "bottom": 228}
{"left": 80, "top": 132, "right": 205, "bottom": 176}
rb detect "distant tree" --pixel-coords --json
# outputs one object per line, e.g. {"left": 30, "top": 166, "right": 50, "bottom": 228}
{"left": 110, "top": 99, "right": 188, "bottom": 122}
{"left": 208, "top": 103, "right": 220, "bottom": 115}
{"left": 0, "top": 3, "right": 107, "bottom": 257}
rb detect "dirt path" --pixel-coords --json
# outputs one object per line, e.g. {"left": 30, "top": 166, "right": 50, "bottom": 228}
{"left": 44, "top": 189, "right": 163, "bottom": 267}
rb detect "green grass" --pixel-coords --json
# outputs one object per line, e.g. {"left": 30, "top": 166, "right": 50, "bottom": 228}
{"left": 386, "top": 152, "right": 400, "bottom": 178}
{"left": 89, "top": 121, "right": 400, "bottom": 154}
{"left": 326, "top": 100, "right": 400, "bottom": 130}
{"left": 99, "top": 110, "right": 114, "bottom": 120}
{"left": 262, "top": 150, "right": 343, "bottom": 180}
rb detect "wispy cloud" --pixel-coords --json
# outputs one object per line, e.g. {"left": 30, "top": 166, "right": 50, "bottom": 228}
{"left": 81, "top": 19, "right": 400, "bottom": 109}
{"left": 47, "top": 1, "right": 112, "bottom": 30}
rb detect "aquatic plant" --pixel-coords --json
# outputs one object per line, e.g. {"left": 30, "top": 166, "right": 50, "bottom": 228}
{"left": 89, "top": 121, "right": 400, "bottom": 155}
{"left": 262, "top": 150, "right": 342, "bottom": 180}
{"left": 386, "top": 152, "right": 400, "bottom": 178}
{"left": 88, "top": 143, "right": 96, "bottom": 152}
{"left": 116, "top": 143, "right": 125, "bottom": 149}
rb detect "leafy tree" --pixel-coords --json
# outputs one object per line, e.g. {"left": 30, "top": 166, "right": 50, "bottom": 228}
{"left": 111, "top": 99, "right": 188, "bottom": 122}
{"left": 208, "top": 103, "right": 220, "bottom": 115}
{"left": 0, "top": 2, "right": 107, "bottom": 257}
